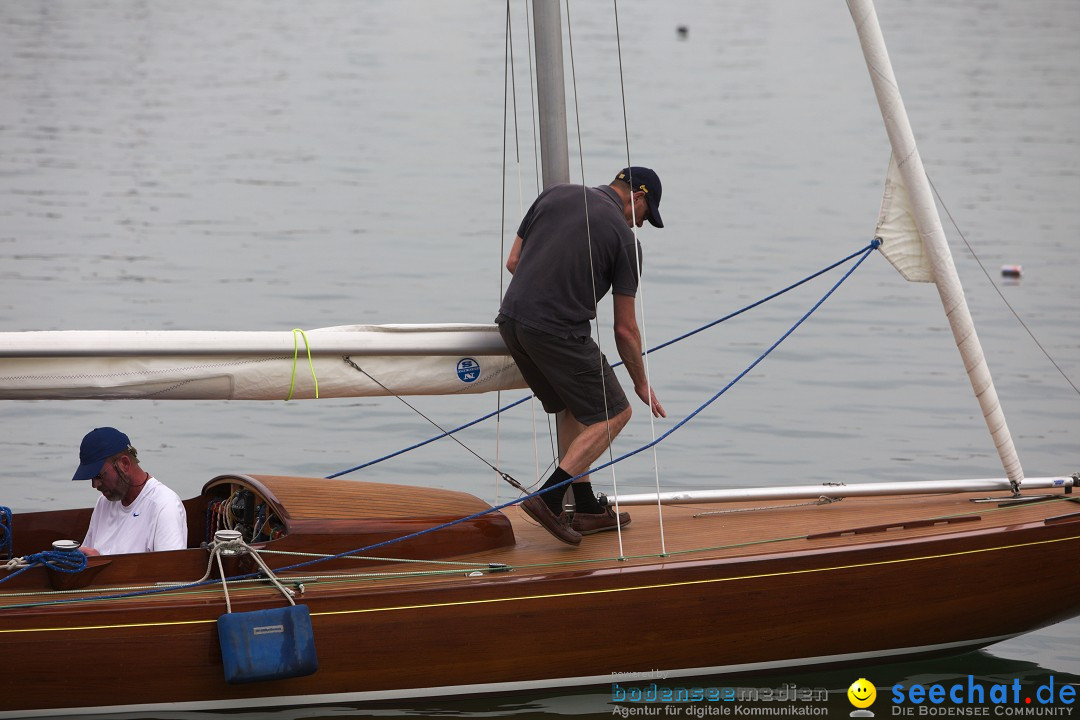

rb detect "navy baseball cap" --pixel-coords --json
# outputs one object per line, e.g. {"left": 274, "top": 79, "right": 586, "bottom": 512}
{"left": 616, "top": 167, "right": 664, "bottom": 228}
{"left": 72, "top": 427, "right": 131, "bottom": 481}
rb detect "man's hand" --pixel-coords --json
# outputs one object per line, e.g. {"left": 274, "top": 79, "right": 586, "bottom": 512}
{"left": 614, "top": 293, "right": 666, "bottom": 419}
{"left": 636, "top": 382, "right": 666, "bottom": 418}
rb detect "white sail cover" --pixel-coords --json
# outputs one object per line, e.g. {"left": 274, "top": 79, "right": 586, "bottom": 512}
{"left": 0, "top": 324, "right": 526, "bottom": 400}
{"left": 875, "top": 152, "right": 934, "bottom": 283}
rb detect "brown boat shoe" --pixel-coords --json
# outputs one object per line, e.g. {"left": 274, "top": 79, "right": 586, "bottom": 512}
{"left": 520, "top": 495, "right": 582, "bottom": 546}
{"left": 571, "top": 506, "right": 631, "bottom": 535}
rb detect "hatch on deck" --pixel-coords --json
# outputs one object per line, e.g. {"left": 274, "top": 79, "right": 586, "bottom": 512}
{"left": 201, "top": 474, "right": 516, "bottom": 565}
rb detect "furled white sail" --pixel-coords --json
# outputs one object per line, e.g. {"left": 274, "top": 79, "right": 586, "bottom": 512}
{"left": 849, "top": 0, "right": 1024, "bottom": 488}
{"left": 875, "top": 153, "right": 933, "bottom": 283}
{"left": 0, "top": 324, "right": 526, "bottom": 400}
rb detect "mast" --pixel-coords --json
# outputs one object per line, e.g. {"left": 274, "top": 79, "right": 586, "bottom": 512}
{"left": 531, "top": 0, "right": 570, "bottom": 188}
{"left": 530, "top": 0, "right": 578, "bottom": 467}
{"left": 847, "top": 0, "right": 1024, "bottom": 492}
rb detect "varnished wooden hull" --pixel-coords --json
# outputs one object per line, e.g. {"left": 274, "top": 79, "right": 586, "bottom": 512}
{"left": 2, "top": 475, "right": 1079, "bottom": 716}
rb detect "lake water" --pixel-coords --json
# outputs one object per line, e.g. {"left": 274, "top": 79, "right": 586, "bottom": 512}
{"left": 1, "top": 0, "right": 1078, "bottom": 717}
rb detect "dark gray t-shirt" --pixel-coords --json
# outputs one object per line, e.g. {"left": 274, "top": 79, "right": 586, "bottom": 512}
{"left": 496, "top": 183, "right": 641, "bottom": 338}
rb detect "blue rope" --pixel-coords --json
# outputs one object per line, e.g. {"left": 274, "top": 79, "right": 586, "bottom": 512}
{"left": 35, "top": 550, "right": 88, "bottom": 573}
{"left": 0, "top": 549, "right": 88, "bottom": 585}
{"left": 326, "top": 395, "right": 532, "bottom": 479}
{"left": 0, "top": 506, "right": 12, "bottom": 561}
{"left": 647, "top": 242, "right": 876, "bottom": 355}
{"left": 277, "top": 240, "right": 882, "bottom": 574}
{"left": 327, "top": 241, "right": 879, "bottom": 479}
{"left": 1, "top": 241, "right": 878, "bottom": 607}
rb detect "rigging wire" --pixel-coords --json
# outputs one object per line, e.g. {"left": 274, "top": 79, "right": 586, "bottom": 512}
{"left": 524, "top": 0, "right": 541, "bottom": 196}
{"left": 499, "top": 1, "right": 516, "bottom": 305}
{"left": 612, "top": 0, "right": 665, "bottom": 556}
{"left": 340, "top": 356, "right": 529, "bottom": 495}
{"left": 928, "top": 176, "right": 1080, "bottom": 398}
{"left": 525, "top": 0, "right": 555, "bottom": 492}
{"left": 497, "top": 0, "right": 514, "bottom": 502}
{"left": 499, "top": 1, "right": 551, "bottom": 501}
{"left": 564, "top": 0, "right": 621, "bottom": 537}
{"left": 501, "top": 0, "right": 557, "bottom": 495}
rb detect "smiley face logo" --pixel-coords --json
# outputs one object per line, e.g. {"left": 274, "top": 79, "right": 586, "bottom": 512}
{"left": 848, "top": 678, "right": 877, "bottom": 709}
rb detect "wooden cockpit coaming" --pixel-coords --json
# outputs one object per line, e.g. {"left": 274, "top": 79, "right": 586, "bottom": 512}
{"left": 200, "top": 474, "right": 517, "bottom": 564}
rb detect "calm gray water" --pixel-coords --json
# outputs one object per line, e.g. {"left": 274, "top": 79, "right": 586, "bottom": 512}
{"left": 1, "top": 0, "right": 1078, "bottom": 716}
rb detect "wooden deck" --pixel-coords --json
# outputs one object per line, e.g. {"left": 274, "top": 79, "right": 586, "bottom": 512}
{"left": 258, "top": 487, "right": 1080, "bottom": 591}
{"left": 4, "top": 481, "right": 1076, "bottom": 608}
{"left": 506, "top": 490, "right": 1080, "bottom": 562}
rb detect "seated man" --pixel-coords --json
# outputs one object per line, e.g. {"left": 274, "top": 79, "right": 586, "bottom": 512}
{"left": 71, "top": 427, "right": 187, "bottom": 556}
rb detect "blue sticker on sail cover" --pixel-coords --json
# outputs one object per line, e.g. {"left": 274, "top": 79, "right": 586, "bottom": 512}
{"left": 456, "top": 358, "right": 480, "bottom": 383}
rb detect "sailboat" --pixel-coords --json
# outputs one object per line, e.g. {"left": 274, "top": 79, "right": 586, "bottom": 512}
{"left": 1, "top": 1, "right": 1078, "bottom": 717}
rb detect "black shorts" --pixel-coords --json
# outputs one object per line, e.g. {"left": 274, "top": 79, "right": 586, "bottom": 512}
{"left": 498, "top": 317, "right": 629, "bottom": 425}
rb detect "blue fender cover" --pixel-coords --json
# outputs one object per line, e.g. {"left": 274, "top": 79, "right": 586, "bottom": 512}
{"left": 217, "top": 604, "right": 318, "bottom": 684}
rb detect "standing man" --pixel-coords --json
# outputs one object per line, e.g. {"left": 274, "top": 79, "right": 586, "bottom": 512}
{"left": 71, "top": 427, "right": 188, "bottom": 556}
{"left": 496, "top": 167, "right": 666, "bottom": 546}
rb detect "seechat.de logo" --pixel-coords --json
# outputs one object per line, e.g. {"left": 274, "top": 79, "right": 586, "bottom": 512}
{"left": 890, "top": 675, "right": 1076, "bottom": 712}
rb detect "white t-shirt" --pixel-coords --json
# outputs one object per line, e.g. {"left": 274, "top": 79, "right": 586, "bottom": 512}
{"left": 83, "top": 477, "right": 188, "bottom": 555}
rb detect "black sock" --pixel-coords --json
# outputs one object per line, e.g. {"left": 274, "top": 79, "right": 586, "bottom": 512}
{"left": 540, "top": 467, "right": 572, "bottom": 514}
{"left": 572, "top": 482, "right": 605, "bottom": 514}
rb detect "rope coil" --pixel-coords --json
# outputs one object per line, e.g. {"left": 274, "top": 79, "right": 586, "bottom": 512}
{"left": 0, "top": 548, "right": 88, "bottom": 585}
